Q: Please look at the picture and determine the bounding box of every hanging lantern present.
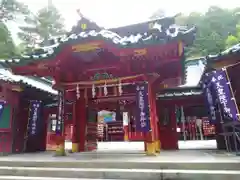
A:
[92,84,96,98]
[76,84,80,99]
[118,80,123,95]
[104,82,108,96]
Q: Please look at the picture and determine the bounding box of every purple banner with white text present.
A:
[28,100,41,136]
[202,76,218,122]
[56,91,64,135]
[211,69,239,121]
[135,83,151,132]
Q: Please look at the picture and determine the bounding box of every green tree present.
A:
[0,22,18,58]
[225,34,239,48]
[183,7,237,57]
[151,6,240,58]
[0,0,29,22]
[0,0,30,58]
[18,4,66,51]
[225,25,240,48]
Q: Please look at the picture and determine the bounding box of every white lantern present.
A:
[76,84,80,99]
[118,80,123,95]
[92,84,96,98]
[104,82,108,96]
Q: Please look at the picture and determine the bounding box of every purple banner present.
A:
[56,91,64,135]
[202,78,217,122]
[0,101,5,122]
[28,100,41,136]
[211,69,239,121]
[135,83,151,132]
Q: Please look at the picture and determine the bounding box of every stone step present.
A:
[0,167,239,180]
[0,160,239,171]
[0,177,124,180]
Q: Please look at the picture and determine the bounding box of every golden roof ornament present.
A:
[77,9,87,31]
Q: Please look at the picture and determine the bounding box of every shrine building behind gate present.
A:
[1,14,196,155]
[0,65,56,154]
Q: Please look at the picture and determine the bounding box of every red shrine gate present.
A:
[3,13,196,155]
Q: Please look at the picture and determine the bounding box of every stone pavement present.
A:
[0,177,125,180]
[0,149,238,163]
[0,150,239,179]
[0,141,239,179]
[65,140,217,151]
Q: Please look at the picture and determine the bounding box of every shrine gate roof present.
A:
[0,15,196,67]
[157,86,202,98]
[0,66,57,94]
[161,42,240,100]
[157,57,206,98]
[206,43,240,62]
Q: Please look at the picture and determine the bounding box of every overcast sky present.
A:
[9,0,240,44]
[17,0,240,29]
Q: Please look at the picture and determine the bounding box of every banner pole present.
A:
[224,67,240,119]
[23,100,32,152]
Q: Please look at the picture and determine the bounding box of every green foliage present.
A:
[225,24,240,48]
[0,23,18,58]
[151,6,240,58]
[0,0,30,59]
[18,4,66,51]
[0,22,9,42]
[0,0,29,21]
[225,35,239,48]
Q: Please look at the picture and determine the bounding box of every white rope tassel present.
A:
[104,82,108,96]
[92,84,96,98]
[76,84,80,99]
[118,80,123,95]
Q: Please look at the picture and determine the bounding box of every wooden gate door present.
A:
[85,107,98,151]
[157,104,178,150]
[25,104,46,153]
[12,104,29,153]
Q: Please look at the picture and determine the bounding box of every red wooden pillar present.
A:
[144,81,159,155]
[76,98,87,152]
[123,126,129,141]
[71,101,78,152]
[42,107,49,151]
[150,85,160,153]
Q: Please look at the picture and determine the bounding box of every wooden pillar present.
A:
[144,81,160,155]
[215,111,226,150]
[71,101,78,152]
[151,87,160,153]
[169,106,178,149]
[76,98,87,152]
[116,103,122,121]
[123,111,129,141]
